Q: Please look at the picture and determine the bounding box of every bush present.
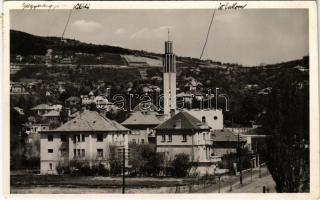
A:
[171,153,191,177]
[92,163,109,176]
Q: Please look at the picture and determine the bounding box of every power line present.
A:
[61,10,73,40]
[199,9,216,60]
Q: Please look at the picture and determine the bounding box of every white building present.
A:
[39,110,129,174]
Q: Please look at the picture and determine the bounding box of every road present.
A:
[195,166,276,193]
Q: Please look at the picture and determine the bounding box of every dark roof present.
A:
[212,129,246,142]
[66,96,80,102]
[122,111,162,126]
[155,111,210,130]
[43,110,128,133]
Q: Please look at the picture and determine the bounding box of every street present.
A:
[195,166,276,193]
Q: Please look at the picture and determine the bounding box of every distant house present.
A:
[80,95,95,105]
[211,129,246,157]
[155,111,221,176]
[177,92,193,107]
[122,111,163,144]
[65,96,81,106]
[13,107,25,115]
[10,82,28,95]
[185,79,203,91]
[151,76,163,82]
[42,110,61,122]
[294,65,309,72]
[39,110,129,174]
[31,104,56,116]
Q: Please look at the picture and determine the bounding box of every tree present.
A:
[261,70,309,192]
[171,153,191,177]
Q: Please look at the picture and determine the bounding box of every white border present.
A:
[2,1,319,200]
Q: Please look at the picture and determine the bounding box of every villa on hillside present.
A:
[39,110,129,174]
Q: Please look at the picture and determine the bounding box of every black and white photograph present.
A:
[3,1,318,196]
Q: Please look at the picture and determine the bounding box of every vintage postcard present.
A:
[2,1,319,199]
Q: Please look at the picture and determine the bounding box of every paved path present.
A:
[195,166,276,193]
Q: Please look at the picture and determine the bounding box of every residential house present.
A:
[211,129,246,157]
[122,111,162,145]
[31,104,56,116]
[42,110,61,122]
[65,96,81,107]
[39,110,129,174]
[155,111,221,176]
[10,82,29,95]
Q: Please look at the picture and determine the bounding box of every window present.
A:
[168,134,172,142]
[48,149,53,153]
[97,134,103,142]
[47,135,53,142]
[81,134,85,142]
[73,149,76,157]
[141,139,144,144]
[132,139,136,144]
[202,116,206,123]
[161,134,166,142]
[214,116,218,120]
[81,149,85,157]
[61,135,67,142]
[77,149,81,157]
[73,135,77,143]
[77,135,80,142]
[182,135,187,142]
[97,149,103,157]
[49,163,52,170]
[203,133,206,140]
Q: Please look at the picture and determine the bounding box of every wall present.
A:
[40,131,129,174]
[186,109,223,130]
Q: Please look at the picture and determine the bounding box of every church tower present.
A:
[163,30,176,118]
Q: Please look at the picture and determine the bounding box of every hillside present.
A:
[10,30,309,125]
[10,30,136,57]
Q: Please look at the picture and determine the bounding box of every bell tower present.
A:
[163,30,176,118]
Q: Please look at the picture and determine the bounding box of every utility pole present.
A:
[238,133,242,185]
[122,147,125,194]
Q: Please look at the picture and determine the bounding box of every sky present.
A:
[10,9,308,66]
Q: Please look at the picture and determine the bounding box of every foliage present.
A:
[261,70,309,192]
[128,143,163,176]
[108,145,122,175]
[171,153,191,177]
[68,160,109,176]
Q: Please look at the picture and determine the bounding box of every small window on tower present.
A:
[202,116,206,123]
[214,116,218,120]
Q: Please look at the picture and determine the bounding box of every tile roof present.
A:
[121,111,162,126]
[155,111,210,130]
[42,110,60,117]
[31,104,54,110]
[211,129,246,142]
[45,110,128,132]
